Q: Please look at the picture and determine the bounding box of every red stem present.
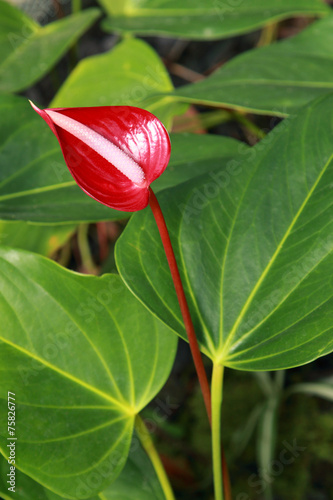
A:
[148,188,232,500]
[148,187,212,423]
[222,448,232,500]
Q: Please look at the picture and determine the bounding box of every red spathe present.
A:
[30,103,171,211]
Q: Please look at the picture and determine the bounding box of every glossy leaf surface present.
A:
[101,433,165,500]
[100,0,329,40]
[0,249,177,498]
[0,1,100,92]
[51,38,183,127]
[0,435,163,500]
[0,94,248,223]
[174,15,333,116]
[116,94,333,370]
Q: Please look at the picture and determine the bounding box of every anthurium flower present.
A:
[30,102,171,211]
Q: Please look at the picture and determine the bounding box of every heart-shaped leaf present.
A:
[0,248,177,498]
[100,0,329,40]
[50,38,184,128]
[116,93,333,370]
[174,15,333,116]
[100,431,165,500]
[0,94,248,223]
[0,433,164,500]
[0,1,100,92]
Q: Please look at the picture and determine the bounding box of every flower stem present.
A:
[148,187,211,423]
[212,363,225,500]
[149,188,232,499]
[135,415,175,500]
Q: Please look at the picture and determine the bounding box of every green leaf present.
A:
[152,132,249,192]
[116,93,333,370]
[173,15,333,116]
[51,38,184,127]
[0,221,75,256]
[0,248,177,498]
[100,0,329,40]
[0,433,164,500]
[0,1,101,93]
[0,94,248,224]
[0,453,89,500]
[101,432,165,500]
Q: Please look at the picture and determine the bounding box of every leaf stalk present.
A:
[212,362,225,500]
[135,414,175,500]
[148,187,212,422]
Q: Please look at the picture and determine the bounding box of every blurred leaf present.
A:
[230,403,264,460]
[0,221,75,256]
[51,38,184,127]
[256,397,280,500]
[116,94,333,369]
[100,0,329,40]
[0,249,177,498]
[0,94,248,224]
[287,382,333,402]
[0,1,100,92]
[174,15,333,116]
[253,372,275,398]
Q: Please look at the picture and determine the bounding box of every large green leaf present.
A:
[0,248,177,498]
[51,38,184,127]
[116,93,333,370]
[0,433,163,500]
[0,453,93,500]
[0,1,100,93]
[173,15,333,116]
[100,0,329,40]
[0,94,248,224]
[0,221,75,256]
[101,432,165,500]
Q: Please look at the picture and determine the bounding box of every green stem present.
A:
[77,224,96,273]
[135,415,175,500]
[212,363,225,500]
[257,22,278,48]
[233,112,266,140]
